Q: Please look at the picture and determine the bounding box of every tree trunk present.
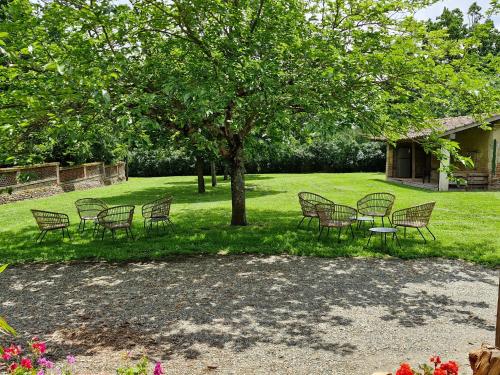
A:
[211,161,217,187]
[230,146,247,226]
[496,275,500,347]
[125,155,129,181]
[195,155,205,193]
[223,163,229,180]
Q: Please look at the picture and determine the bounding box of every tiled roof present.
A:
[404,114,499,140]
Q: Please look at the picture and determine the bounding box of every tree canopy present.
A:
[0,0,498,224]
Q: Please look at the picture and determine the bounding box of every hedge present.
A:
[128,139,386,177]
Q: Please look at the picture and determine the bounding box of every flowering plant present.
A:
[396,356,459,375]
[1,338,165,375]
[0,337,74,374]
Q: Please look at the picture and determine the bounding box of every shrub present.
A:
[129,138,386,177]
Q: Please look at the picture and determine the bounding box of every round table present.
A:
[366,227,401,249]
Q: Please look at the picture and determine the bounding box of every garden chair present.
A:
[96,205,135,240]
[297,192,334,229]
[31,209,71,243]
[75,198,108,234]
[142,196,174,234]
[357,192,395,227]
[392,201,436,243]
[315,203,357,242]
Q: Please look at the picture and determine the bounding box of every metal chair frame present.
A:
[297,192,334,230]
[315,203,357,243]
[96,205,135,240]
[357,192,395,227]
[31,209,71,244]
[392,201,436,243]
[142,196,174,235]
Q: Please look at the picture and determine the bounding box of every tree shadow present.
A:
[371,179,437,193]
[0,256,496,365]
[100,180,283,206]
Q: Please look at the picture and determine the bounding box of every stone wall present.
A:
[0,161,126,204]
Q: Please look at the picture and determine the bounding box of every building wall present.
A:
[488,121,500,188]
[453,125,492,172]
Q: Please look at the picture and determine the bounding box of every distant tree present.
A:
[468,2,483,25]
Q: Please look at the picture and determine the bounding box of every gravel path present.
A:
[0,255,498,375]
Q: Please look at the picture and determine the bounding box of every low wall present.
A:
[0,162,126,204]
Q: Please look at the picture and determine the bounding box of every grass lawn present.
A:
[0,172,499,266]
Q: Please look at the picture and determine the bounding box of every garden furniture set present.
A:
[31,196,173,243]
[297,191,436,247]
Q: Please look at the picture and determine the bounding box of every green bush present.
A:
[129,138,386,177]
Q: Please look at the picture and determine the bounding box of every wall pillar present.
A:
[55,163,60,185]
[386,143,393,178]
[438,147,450,191]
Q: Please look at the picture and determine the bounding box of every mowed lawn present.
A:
[0,173,499,266]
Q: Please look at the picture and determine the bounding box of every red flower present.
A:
[440,361,459,375]
[396,363,414,375]
[434,369,447,375]
[430,356,441,365]
[32,341,46,354]
[4,345,22,356]
[20,357,32,369]
[8,363,18,373]
[2,352,12,361]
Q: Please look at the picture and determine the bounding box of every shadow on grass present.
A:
[99,179,283,206]
[1,205,498,267]
[370,178,438,193]
[0,254,495,363]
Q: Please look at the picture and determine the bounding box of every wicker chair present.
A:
[392,202,436,243]
[142,196,174,234]
[31,209,71,243]
[298,192,334,229]
[315,203,357,242]
[75,198,108,234]
[96,205,135,240]
[357,192,395,226]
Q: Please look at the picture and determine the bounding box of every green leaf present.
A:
[0,316,17,336]
[43,62,58,71]
[0,264,7,273]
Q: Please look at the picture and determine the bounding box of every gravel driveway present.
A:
[0,255,497,375]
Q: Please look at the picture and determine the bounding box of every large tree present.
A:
[1,0,498,225]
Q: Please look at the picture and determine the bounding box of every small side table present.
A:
[366,227,401,249]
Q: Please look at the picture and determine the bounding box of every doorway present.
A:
[395,145,412,178]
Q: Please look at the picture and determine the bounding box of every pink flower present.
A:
[20,357,32,369]
[38,357,54,368]
[67,354,76,365]
[32,341,46,354]
[153,362,164,375]
[37,371,45,375]
[2,352,11,361]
